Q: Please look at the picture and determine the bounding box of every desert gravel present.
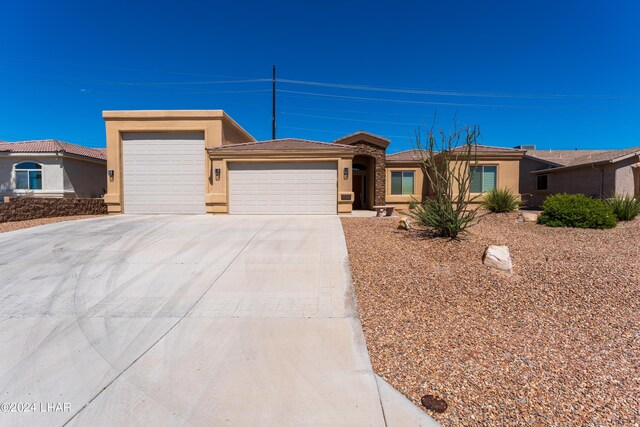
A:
[0,215,103,233]
[341,213,639,426]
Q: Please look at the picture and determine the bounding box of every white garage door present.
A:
[228,162,337,214]
[122,132,205,214]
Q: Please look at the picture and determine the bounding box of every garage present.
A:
[228,162,337,214]
[122,132,205,214]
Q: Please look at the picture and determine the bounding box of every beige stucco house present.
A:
[0,140,106,201]
[103,110,525,214]
[520,147,640,208]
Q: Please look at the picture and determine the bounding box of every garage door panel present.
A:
[228,162,337,215]
[122,132,205,214]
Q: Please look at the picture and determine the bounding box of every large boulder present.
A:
[482,245,513,273]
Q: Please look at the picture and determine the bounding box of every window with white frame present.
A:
[391,171,414,195]
[469,165,497,193]
[15,162,42,190]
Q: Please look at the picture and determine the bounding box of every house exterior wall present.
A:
[387,157,522,210]
[208,152,354,214]
[521,155,640,208]
[0,155,68,199]
[613,156,640,196]
[62,157,107,198]
[103,110,254,213]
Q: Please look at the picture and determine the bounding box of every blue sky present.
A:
[1,0,638,152]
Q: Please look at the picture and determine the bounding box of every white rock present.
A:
[517,212,539,223]
[483,245,513,273]
[398,217,412,230]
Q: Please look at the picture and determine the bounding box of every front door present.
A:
[353,174,367,209]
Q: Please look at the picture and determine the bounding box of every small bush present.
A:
[538,193,617,229]
[409,199,476,238]
[482,188,520,213]
[607,194,640,221]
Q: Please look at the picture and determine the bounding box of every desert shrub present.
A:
[410,199,476,237]
[408,198,418,210]
[410,124,481,239]
[607,194,640,221]
[482,188,520,213]
[538,193,617,229]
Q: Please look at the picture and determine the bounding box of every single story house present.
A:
[0,140,107,201]
[520,146,640,208]
[103,110,525,215]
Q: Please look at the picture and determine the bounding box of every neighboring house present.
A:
[0,140,107,200]
[103,110,525,215]
[520,146,640,208]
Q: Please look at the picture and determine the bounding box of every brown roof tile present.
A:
[526,147,640,168]
[208,138,354,152]
[386,145,523,162]
[0,140,106,161]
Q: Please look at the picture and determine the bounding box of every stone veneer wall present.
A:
[0,197,107,223]
[352,142,386,206]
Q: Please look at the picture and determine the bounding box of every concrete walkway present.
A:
[0,215,436,426]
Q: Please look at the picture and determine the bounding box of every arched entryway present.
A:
[352,156,375,209]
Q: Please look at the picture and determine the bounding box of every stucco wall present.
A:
[63,157,107,198]
[521,162,631,208]
[614,156,640,196]
[0,156,66,198]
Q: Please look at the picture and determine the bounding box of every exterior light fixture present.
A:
[107,170,114,182]
[343,167,349,180]
[215,168,221,181]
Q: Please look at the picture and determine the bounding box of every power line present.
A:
[277,78,633,100]
[282,111,426,126]
[279,125,410,139]
[277,89,571,108]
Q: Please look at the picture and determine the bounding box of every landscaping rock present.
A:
[517,211,539,223]
[398,217,412,230]
[421,395,448,413]
[482,245,513,273]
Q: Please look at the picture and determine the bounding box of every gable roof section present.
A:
[207,138,354,152]
[0,140,106,161]
[528,146,640,173]
[333,131,390,149]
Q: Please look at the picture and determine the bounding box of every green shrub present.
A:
[409,199,476,238]
[408,198,418,210]
[481,188,520,213]
[538,193,617,229]
[607,194,640,221]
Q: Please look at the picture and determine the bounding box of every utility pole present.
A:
[272,65,276,140]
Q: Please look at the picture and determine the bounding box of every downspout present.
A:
[590,163,604,198]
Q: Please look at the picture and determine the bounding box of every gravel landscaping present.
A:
[0,215,103,233]
[341,213,639,426]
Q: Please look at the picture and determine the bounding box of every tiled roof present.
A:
[526,147,640,168]
[386,145,523,162]
[386,149,427,162]
[333,131,391,144]
[0,140,106,161]
[208,138,354,152]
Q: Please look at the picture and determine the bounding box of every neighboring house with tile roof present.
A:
[519,146,640,208]
[0,140,107,200]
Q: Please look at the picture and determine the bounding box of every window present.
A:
[15,162,42,190]
[537,174,548,190]
[391,171,414,195]
[470,165,497,193]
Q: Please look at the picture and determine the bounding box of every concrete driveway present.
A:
[0,215,435,426]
